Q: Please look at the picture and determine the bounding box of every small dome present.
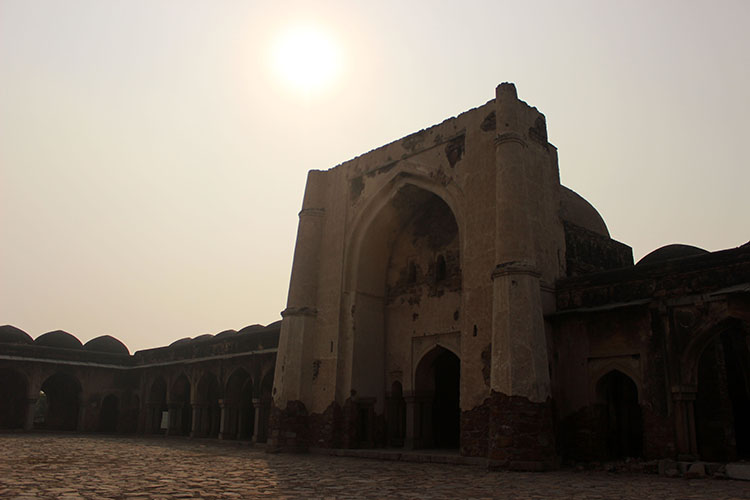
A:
[192,334,214,343]
[215,329,237,339]
[0,325,33,345]
[169,337,192,347]
[265,320,282,330]
[35,330,83,350]
[560,186,610,237]
[637,244,710,266]
[238,324,265,335]
[83,335,130,355]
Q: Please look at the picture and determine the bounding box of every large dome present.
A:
[83,335,130,355]
[560,186,610,237]
[637,244,709,266]
[0,325,33,345]
[35,330,83,350]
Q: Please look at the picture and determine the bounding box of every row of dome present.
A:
[0,321,282,355]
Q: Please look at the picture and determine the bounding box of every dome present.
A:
[169,337,192,347]
[265,320,282,330]
[560,186,610,237]
[83,335,130,355]
[0,325,33,345]
[191,334,214,343]
[35,330,83,350]
[637,244,710,266]
[238,324,265,335]
[215,329,237,339]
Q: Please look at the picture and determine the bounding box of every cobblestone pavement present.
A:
[0,435,748,499]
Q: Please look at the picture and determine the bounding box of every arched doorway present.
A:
[695,327,750,461]
[169,375,191,436]
[414,346,460,449]
[0,369,28,429]
[38,372,81,431]
[99,394,118,432]
[596,370,642,459]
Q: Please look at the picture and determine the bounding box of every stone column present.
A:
[251,398,262,443]
[219,400,232,439]
[672,386,698,459]
[23,398,37,431]
[488,83,555,470]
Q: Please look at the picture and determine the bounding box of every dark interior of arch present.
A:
[597,370,642,459]
[39,373,81,431]
[0,369,27,429]
[431,349,460,449]
[99,394,119,432]
[172,376,192,436]
[695,328,750,461]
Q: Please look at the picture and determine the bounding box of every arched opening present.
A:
[38,372,81,431]
[0,369,28,429]
[148,377,168,434]
[194,372,221,438]
[348,180,461,449]
[387,381,406,447]
[596,370,642,459]
[169,375,192,436]
[224,368,253,440]
[695,327,750,461]
[414,346,460,449]
[99,394,119,433]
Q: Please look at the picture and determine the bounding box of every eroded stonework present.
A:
[1,83,748,469]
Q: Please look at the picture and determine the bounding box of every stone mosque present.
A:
[2,84,748,469]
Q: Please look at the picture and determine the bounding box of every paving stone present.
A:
[0,435,749,499]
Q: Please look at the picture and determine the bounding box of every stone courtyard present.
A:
[0,435,747,499]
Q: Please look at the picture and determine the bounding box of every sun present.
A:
[272,24,342,93]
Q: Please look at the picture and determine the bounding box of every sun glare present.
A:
[272,25,341,93]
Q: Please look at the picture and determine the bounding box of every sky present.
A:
[1,0,748,353]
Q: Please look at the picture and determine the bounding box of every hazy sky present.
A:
[2,0,748,353]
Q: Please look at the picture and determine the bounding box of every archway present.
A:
[596,370,642,459]
[0,369,27,429]
[414,346,460,449]
[695,327,750,461]
[38,372,81,431]
[169,375,191,436]
[99,394,118,432]
[194,372,221,438]
[347,179,462,449]
[223,368,253,440]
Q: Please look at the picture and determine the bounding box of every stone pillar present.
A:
[488,83,555,470]
[251,398,262,443]
[219,400,232,439]
[672,386,698,459]
[23,398,37,431]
